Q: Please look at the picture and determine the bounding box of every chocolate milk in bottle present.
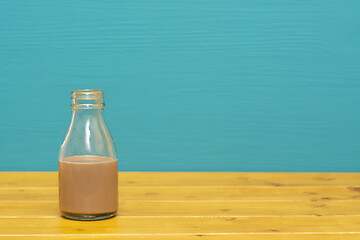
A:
[59,90,118,220]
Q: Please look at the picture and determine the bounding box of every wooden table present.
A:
[0,172,359,239]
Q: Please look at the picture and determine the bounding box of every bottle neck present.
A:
[71,101,104,110]
[71,107,104,121]
[60,89,116,159]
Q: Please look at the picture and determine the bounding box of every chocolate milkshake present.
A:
[59,89,118,220]
[59,155,118,219]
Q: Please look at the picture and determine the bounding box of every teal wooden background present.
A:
[0,0,359,171]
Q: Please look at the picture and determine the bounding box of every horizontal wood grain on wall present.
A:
[0,0,359,171]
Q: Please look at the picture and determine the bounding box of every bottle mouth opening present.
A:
[71,89,104,100]
[71,89,105,109]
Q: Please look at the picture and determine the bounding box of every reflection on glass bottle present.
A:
[59,89,118,221]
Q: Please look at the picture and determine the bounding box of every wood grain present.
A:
[1,235,360,240]
[0,216,360,234]
[0,172,359,239]
[0,201,359,217]
[0,172,359,187]
[1,186,360,201]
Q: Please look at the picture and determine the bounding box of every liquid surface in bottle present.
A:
[59,155,118,214]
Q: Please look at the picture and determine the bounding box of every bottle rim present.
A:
[71,89,104,99]
[71,89,105,109]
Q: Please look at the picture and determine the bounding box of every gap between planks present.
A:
[1,234,360,240]
[2,215,360,219]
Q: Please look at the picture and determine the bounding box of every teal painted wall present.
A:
[0,0,359,171]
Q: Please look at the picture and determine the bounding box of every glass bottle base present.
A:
[61,211,117,221]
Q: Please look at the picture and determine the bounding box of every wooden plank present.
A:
[0,201,359,217]
[1,235,360,240]
[0,216,359,235]
[1,173,359,239]
[0,172,359,188]
[1,186,360,201]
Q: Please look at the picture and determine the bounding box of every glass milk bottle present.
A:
[59,89,118,220]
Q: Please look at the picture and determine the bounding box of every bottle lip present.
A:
[71,89,104,100]
[71,89,105,109]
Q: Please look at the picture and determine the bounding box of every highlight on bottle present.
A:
[71,89,105,109]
